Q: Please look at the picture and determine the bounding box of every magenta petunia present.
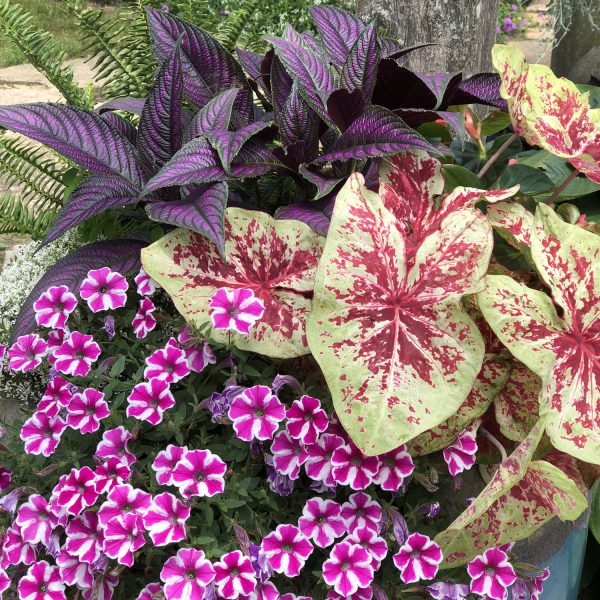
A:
[160,547,216,600]
[95,426,136,466]
[54,466,99,516]
[271,430,308,480]
[53,331,101,377]
[142,492,190,547]
[8,334,47,372]
[33,285,78,329]
[0,524,36,568]
[172,448,227,499]
[467,547,517,600]
[56,549,94,588]
[393,532,443,584]
[80,267,128,312]
[38,376,73,415]
[305,433,345,486]
[66,388,110,434]
[97,483,151,529]
[94,458,132,494]
[20,411,67,457]
[228,385,285,442]
[373,445,415,492]
[81,569,119,600]
[46,329,65,357]
[136,582,163,600]
[15,494,58,546]
[126,378,175,425]
[240,581,280,600]
[214,550,257,599]
[345,527,388,570]
[298,497,346,548]
[144,338,190,383]
[322,541,374,596]
[102,512,146,567]
[209,287,265,334]
[0,466,12,491]
[132,297,157,339]
[331,442,379,490]
[135,268,159,296]
[340,492,382,534]
[178,326,216,373]
[65,510,103,565]
[0,568,8,597]
[326,588,373,600]
[152,444,187,486]
[17,560,66,600]
[261,524,313,577]
[443,429,478,477]
[285,395,329,445]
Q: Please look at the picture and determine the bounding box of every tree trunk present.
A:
[356,0,500,75]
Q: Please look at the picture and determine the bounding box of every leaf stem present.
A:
[477,133,519,178]
[546,168,580,205]
[479,427,508,463]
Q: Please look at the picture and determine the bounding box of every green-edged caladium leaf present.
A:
[486,201,534,252]
[478,204,600,463]
[141,208,324,358]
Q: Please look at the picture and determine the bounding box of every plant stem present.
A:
[477,133,519,178]
[479,427,508,463]
[546,168,580,205]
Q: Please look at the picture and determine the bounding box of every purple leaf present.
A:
[184,89,238,143]
[450,72,507,110]
[97,97,145,115]
[326,88,365,132]
[298,165,344,200]
[340,22,379,103]
[0,103,143,186]
[308,5,365,68]
[311,106,441,164]
[12,239,146,341]
[275,196,334,236]
[235,48,270,97]
[362,158,381,191]
[272,140,308,171]
[100,112,137,145]
[277,82,320,156]
[300,32,322,55]
[146,183,228,257]
[230,140,283,179]
[418,72,462,109]
[385,43,436,63]
[42,175,139,247]
[372,60,437,110]
[270,55,294,121]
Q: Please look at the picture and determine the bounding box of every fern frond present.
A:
[215,0,262,51]
[0,192,56,236]
[0,0,90,107]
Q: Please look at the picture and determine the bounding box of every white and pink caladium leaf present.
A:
[478,203,600,463]
[141,208,324,358]
[486,201,534,254]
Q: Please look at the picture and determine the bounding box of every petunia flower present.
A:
[80,569,119,600]
[8,334,47,372]
[56,550,94,589]
[443,429,478,477]
[298,497,346,548]
[326,589,373,600]
[209,287,265,334]
[152,444,187,486]
[331,443,379,490]
[54,466,99,516]
[203,386,244,424]
[228,385,285,442]
[97,483,151,529]
[80,267,128,312]
[65,510,103,565]
[285,395,329,445]
[135,268,159,296]
[0,568,9,597]
[17,560,66,600]
[0,466,12,491]
[94,458,132,494]
[142,492,190,546]
[467,547,517,600]
[126,378,175,425]
[95,426,136,466]
[102,512,146,567]
[160,547,216,600]
[178,326,216,373]
[38,376,73,415]
[372,445,414,492]
[172,448,227,499]
[265,454,295,496]
[20,411,67,457]
[53,331,101,377]
[66,388,110,434]
[0,524,36,568]
[261,524,313,577]
[136,582,163,600]
[345,527,388,570]
[144,338,190,383]
[322,541,374,596]
[132,297,157,339]
[271,429,308,480]
[0,487,27,515]
[15,494,58,546]
[393,532,443,584]
[33,285,77,329]
[214,550,257,599]
[426,581,470,600]
[305,433,345,486]
[340,492,382,534]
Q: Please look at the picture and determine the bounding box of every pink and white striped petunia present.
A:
[345,527,388,570]
[0,568,9,596]
[53,331,101,377]
[46,329,65,357]
[0,525,36,568]
[242,581,280,600]
[132,297,157,339]
[443,429,478,477]
[38,376,73,415]
[467,547,517,600]
[340,492,382,534]
[81,569,119,600]
[271,430,308,480]
[65,510,103,565]
[172,449,227,499]
[142,492,190,546]
[326,589,373,600]
[66,388,110,434]
[136,582,163,600]
[20,412,67,457]
[178,326,216,373]
[298,497,346,548]
[134,268,159,296]
[144,338,190,383]
[209,287,265,334]
[17,560,66,600]
[305,434,345,486]
[54,466,99,516]
[33,285,77,329]
[213,550,257,599]
[97,484,151,529]
[228,385,285,442]
[160,547,216,600]
[286,395,329,445]
[94,458,132,495]
[373,445,415,492]
[15,494,58,546]
[56,550,94,588]
[393,532,443,584]
[95,426,136,466]
[126,378,175,425]
[102,512,145,567]
[331,443,379,490]
[152,444,187,486]
[80,267,128,312]
[261,524,313,577]
[322,541,374,596]
[8,334,47,372]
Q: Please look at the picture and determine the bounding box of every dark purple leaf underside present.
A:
[100,112,137,145]
[340,22,379,103]
[275,196,334,235]
[372,61,438,111]
[230,140,283,179]
[450,72,507,110]
[278,83,320,156]
[12,239,146,341]
[97,97,145,115]
[184,89,238,143]
[326,88,365,132]
[0,103,143,186]
[418,72,462,110]
[298,165,344,200]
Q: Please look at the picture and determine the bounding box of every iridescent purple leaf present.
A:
[418,72,462,110]
[385,43,436,63]
[278,82,320,156]
[236,48,270,96]
[340,22,379,103]
[275,196,334,235]
[450,72,507,110]
[300,31,323,55]
[97,97,145,115]
[299,165,345,200]
[326,88,365,131]
[184,89,238,143]
[270,54,294,121]
[230,140,283,179]
[100,112,137,145]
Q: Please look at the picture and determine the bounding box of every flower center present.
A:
[230,568,239,576]
[254,408,265,417]
[485,567,496,576]
[195,471,206,482]
[317,516,326,524]
[227,307,239,318]
[99,286,108,294]
[39,585,47,593]
[187,570,196,580]
[340,560,351,571]
[410,550,421,559]
[75,350,85,360]
[304,412,313,422]
[282,543,293,552]
[87,407,96,416]
[124,504,132,512]
[385,457,395,468]
[356,508,364,517]
[350,456,361,466]
[39,512,49,520]
[166,363,175,374]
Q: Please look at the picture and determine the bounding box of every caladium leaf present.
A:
[141,208,324,358]
[274,196,335,236]
[184,89,238,143]
[0,103,143,186]
[97,97,145,115]
[146,183,228,257]
[486,201,534,251]
[100,112,137,145]
[12,239,146,341]
[449,72,507,110]
[230,141,284,179]
[340,22,379,103]
[298,166,345,200]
